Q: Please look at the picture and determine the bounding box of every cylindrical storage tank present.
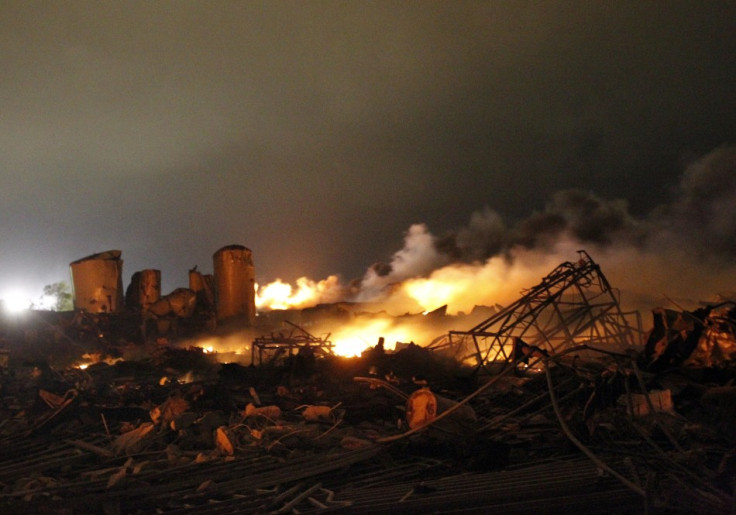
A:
[126,269,161,311]
[213,245,255,323]
[69,250,124,313]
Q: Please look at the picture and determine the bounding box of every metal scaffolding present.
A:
[434,251,643,369]
[251,320,334,366]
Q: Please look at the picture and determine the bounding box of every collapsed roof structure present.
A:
[430,251,644,369]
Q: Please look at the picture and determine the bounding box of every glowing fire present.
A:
[330,318,414,357]
[74,353,124,370]
[252,269,490,358]
[328,314,452,358]
[399,257,517,315]
[254,262,510,316]
[256,275,342,311]
[179,335,253,365]
[183,315,443,361]
[244,251,576,358]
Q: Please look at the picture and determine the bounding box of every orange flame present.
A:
[256,275,342,311]
[248,243,608,358]
[329,318,412,357]
[322,314,452,358]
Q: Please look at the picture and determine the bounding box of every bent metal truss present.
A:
[441,251,643,369]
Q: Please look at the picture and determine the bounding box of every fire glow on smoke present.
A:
[250,252,561,358]
[100,147,736,361]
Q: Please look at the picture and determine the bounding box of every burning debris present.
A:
[434,250,644,369]
[644,301,736,370]
[0,251,735,513]
[251,320,333,366]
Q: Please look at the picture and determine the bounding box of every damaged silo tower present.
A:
[125,269,161,311]
[213,245,256,324]
[69,250,124,313]
[189,267,215,309]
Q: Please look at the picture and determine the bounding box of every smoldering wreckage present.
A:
[0,247,735,514]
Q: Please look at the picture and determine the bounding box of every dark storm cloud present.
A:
[0,1,735,302]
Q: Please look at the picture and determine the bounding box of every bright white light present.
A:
[1,290,32,313]
[37,295,57,310]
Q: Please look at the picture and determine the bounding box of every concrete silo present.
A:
[213,245,256,324]
[69,250,124,313]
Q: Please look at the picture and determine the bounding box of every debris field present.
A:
[0,252,735,514]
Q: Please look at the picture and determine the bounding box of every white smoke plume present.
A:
[356,223,450,302]
[258,145,736,315]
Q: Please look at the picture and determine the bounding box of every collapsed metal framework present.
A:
[437,251,643,369]
[251,320,334,366]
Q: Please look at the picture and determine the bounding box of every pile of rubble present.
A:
[0,253,734,513]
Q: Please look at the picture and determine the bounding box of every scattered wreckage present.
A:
[0,251,735,513]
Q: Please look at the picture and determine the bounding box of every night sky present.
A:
[2,1,736,311]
